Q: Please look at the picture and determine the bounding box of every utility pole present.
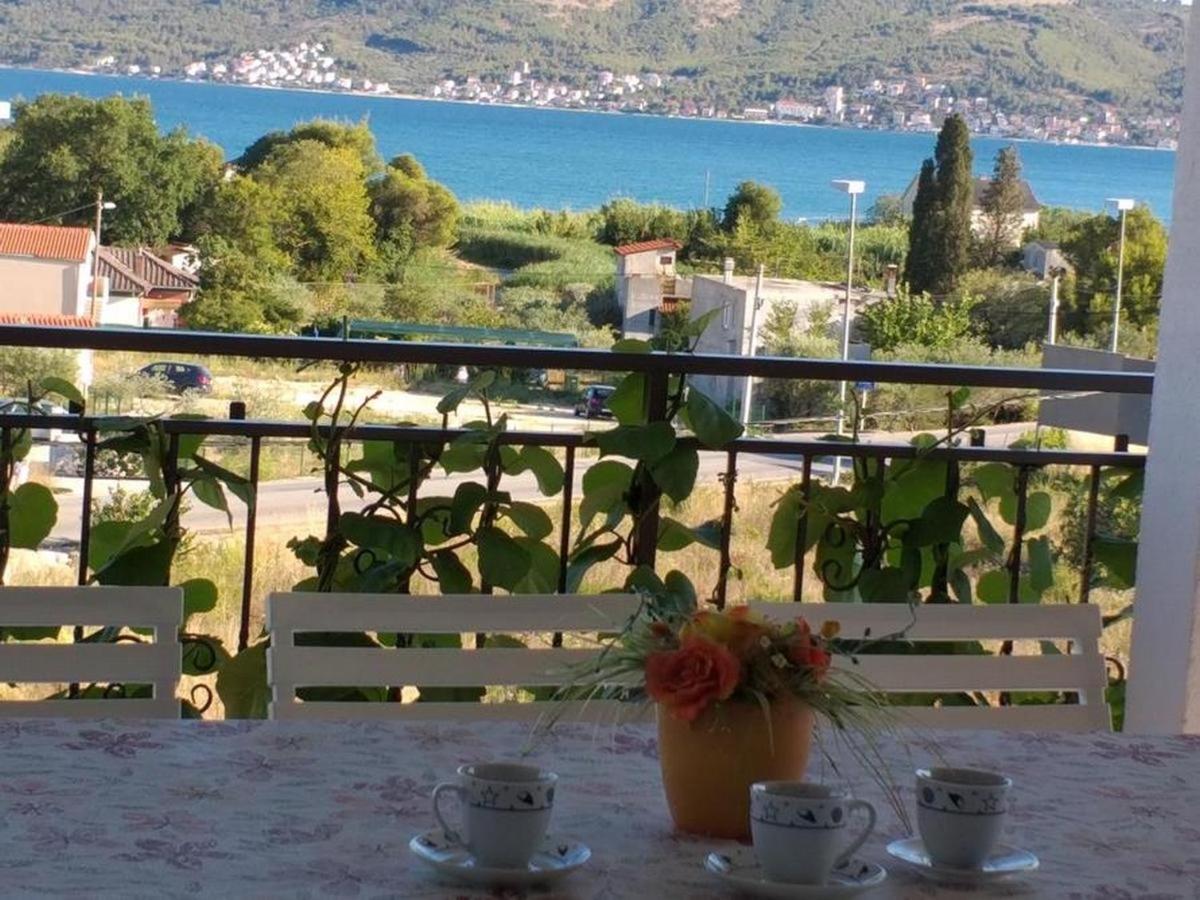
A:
[1047,269,1061,345]
[830,179,865,485]
[740,263,766,426]
[703,169,711,209]
[90,189,105,322]
[1107,197,1134,353]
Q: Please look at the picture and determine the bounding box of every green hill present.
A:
[0,1,1186,119]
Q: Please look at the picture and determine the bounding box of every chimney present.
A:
[722,257,735,285]
[884,264,899,298]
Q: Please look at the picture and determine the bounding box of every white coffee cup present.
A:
[750,782,877,885]
[916,767,1012,869]
[432,762,557,869]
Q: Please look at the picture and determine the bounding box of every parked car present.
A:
[574,385,616,419]
[0,399,69,441]
[137,362,213,395]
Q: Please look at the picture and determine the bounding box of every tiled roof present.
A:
[98,247,199,295]
[0,312,94,327]
[0,224,93,263]
[613,238,683,256]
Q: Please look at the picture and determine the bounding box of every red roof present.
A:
[0,312,94,327]
[0,223,93,264]
[613,238,682,256]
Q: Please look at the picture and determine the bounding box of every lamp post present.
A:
[1106,197,1135,354]
[830,179,865,485]
[89,189,117,320]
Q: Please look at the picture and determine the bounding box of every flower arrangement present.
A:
[644,608,838,722]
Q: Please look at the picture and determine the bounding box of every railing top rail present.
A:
[0,413,1147,468]
[0,326,1155,394]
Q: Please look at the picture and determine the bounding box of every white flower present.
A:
[771,653,789,668]
[759,636,772,650]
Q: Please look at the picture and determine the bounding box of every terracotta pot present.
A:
[656,697,814,840]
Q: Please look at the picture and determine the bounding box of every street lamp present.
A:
[89,189,117,319]
[1106,197,1135,354]
[830,179,865,484]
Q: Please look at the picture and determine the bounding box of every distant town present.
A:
[77,42,1179,150]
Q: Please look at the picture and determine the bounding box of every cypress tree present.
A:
[977,145,1025,266]
[932,114,974,291]
[904,158,938,293]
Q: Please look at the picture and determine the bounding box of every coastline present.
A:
[0,63,1174,154]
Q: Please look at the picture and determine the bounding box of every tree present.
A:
[0,94,222,245]
[723,181,783,233]
[931,114,974,291]
[868,194,906,227]
[904,159,938,293]
[904,116,974,294]
[976,145,1025,266]
[237,119,382,175]
[254,140,378,284]
[1061,205,1167,332]
[369,154,460,274]
[859,290,976,353]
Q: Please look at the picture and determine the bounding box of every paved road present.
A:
[49,423,1031,542]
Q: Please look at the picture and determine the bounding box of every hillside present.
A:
[0,1,1186,122]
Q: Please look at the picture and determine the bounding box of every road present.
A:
[49,423,1032,543]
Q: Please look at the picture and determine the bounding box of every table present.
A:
[0,719,1197,898]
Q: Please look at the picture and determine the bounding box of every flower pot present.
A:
[656,697,814,840]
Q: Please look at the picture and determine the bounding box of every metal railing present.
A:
[0,326,1153,657]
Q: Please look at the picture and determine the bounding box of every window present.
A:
[722,305,732,330]
[659,255,673,266]
[648,309,658,329]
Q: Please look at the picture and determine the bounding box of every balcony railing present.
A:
[0,325,1153,714]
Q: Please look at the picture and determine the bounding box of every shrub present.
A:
[0,347,77,397]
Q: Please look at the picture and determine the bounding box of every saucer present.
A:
[704,846,887,898]
[409,828,590,888]
[886,837,1038,884]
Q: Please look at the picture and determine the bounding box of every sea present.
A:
[0,66,1179,224]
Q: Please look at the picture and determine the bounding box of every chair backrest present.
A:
[0,586,182,719]
[266,592,643,721]
[749,602,1110,732]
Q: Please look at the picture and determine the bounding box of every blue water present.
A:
[0,67,1179,223]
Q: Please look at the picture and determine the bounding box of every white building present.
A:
[824,86,845,119]
[613,239,689,339]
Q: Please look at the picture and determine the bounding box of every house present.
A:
[613,239,692,338]
[95,247,199,328]
[899,174,1041,240]
[1022,241,1071,280]
[0,223,97,320]
[687,261,867,415]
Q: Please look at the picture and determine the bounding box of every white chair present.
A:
[749,602,1111,732]
[0,586,182,718]
[266,592,643,721]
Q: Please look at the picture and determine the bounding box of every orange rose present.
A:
[645,635,741,722]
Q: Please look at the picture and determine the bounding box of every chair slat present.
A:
[271,699,649,723]
[0,587,183,629]
[844,654,1104,693]
[0,698,179,718]
[0,643,179,685]
[268,592,642,634]
[895,702,1110,732]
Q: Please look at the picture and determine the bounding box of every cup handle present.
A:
[835,799,877,867]
[432,782,466,846]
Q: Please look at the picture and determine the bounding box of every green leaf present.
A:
[967,497,1006,556]
[1025,492,1052,531]
[767,488,800,570]
[339,513,420,568]
[1027,536,1054,593]
[11,428,32,463]
[683,306,723,339]
[302,401,323,421]
[477,526,532,591]
[950,568,973,604]
[566,540,621,592]
[511,538,559,593]
[649,445,699,503]
[182,635,229,677]
[882,458,947,523]
[8,482,57,549]
[504,502,554,541]
[216,641,270,719]
[288,535,323,567]
[192,456,253,508]
[612,338,652,353]
[977,570,1011,604]
[1110,471,1144,501]
[95,540,174,586]
[579,460,634,530]
[38,376,83,408]
[971,463,1014,502]
[906,496,969,548]
[191,476,231,526]
[439,440,486,474]
[1094,537,1138,589]
[503,446,564,496]
[685,389,743,448]
[592,421,676,463]
[431,550,473,593]
[89,520,150,572]
[657,517,697,552]
[181,578,219,619]
[436,385,471,415]
[605,373,647,426]
[857,567,912,603]
[450,482,488,535]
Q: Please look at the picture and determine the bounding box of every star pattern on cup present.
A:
[479,785,500,808]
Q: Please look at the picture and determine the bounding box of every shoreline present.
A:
[0,63,1174,154]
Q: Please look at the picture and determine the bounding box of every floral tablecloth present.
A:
[0,719,1196,899]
